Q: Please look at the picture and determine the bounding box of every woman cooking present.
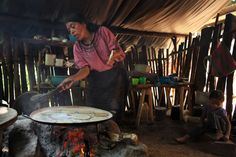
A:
[59,13,128,120]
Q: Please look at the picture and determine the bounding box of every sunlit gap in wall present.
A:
[1,62,5,98]
[13,63,23,100]
[203,42,212,93]
[25,65,30,92]
[230,38,236,115]
[192,32,201,38]
[34,60,38,86]
[51,67,56,107]
[18,64,22,95]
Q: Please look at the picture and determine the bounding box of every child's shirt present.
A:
[202,104,228,132]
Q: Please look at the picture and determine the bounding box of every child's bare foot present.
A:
[215,131,224,140]
[175,137,186,144]
[175,135,190,144]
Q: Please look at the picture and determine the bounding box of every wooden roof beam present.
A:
[110,26,188,38]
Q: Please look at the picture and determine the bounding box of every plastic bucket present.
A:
[171,105,180,120]
[155,106,167,121]
[139,77,147,85]
[131,78,139,85]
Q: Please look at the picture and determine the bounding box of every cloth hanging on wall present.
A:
[204,43,236,77]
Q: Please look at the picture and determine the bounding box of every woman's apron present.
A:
[86,64,128,115]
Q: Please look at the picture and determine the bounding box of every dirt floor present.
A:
[119,114,235,157]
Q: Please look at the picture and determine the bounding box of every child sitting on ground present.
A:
[176,90,231,143]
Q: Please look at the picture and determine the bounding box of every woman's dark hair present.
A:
[209,90,224,102]
[64,13,99,32]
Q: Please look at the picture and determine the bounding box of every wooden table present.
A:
[130,84,154,128]
[0,107,18,155]
[158,82,194,120]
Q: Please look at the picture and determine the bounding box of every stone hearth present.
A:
[4,116,149,157]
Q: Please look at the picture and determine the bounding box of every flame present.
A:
[61,128,96,157]
[81,147,84,154]
[81,146,95,157]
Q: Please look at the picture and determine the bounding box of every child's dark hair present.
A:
[64,13,99,32]
[209,90,224,102]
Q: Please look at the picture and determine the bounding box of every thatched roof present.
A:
[0,0,229,48]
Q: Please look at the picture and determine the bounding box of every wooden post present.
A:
[0,64,3,100]
[217,14,234,93]
[158,49,163,76]
[194,27,213,91]
[181,36,188,77]
[162,49,166,76]
[19,41,28,93]
[183,33,193,78]
[176,43,184,77]
[2,33,11,103]
[166,49,169,76]
[13,39,21,98]
[146,48,152,73]
[23,42,36,91]
[224,14,236,117]
[152,47,158,74]
[0,45,4,99]
[190,37,201,84]
[140,45,148,64]
[206,14,221,92]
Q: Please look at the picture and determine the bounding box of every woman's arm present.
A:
[58,66,90,91]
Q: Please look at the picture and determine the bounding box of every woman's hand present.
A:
[107,49,125,66]
[58,66,90,92]
[58,77,75,92]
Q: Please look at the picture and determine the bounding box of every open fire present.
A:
[57,128,96,157]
